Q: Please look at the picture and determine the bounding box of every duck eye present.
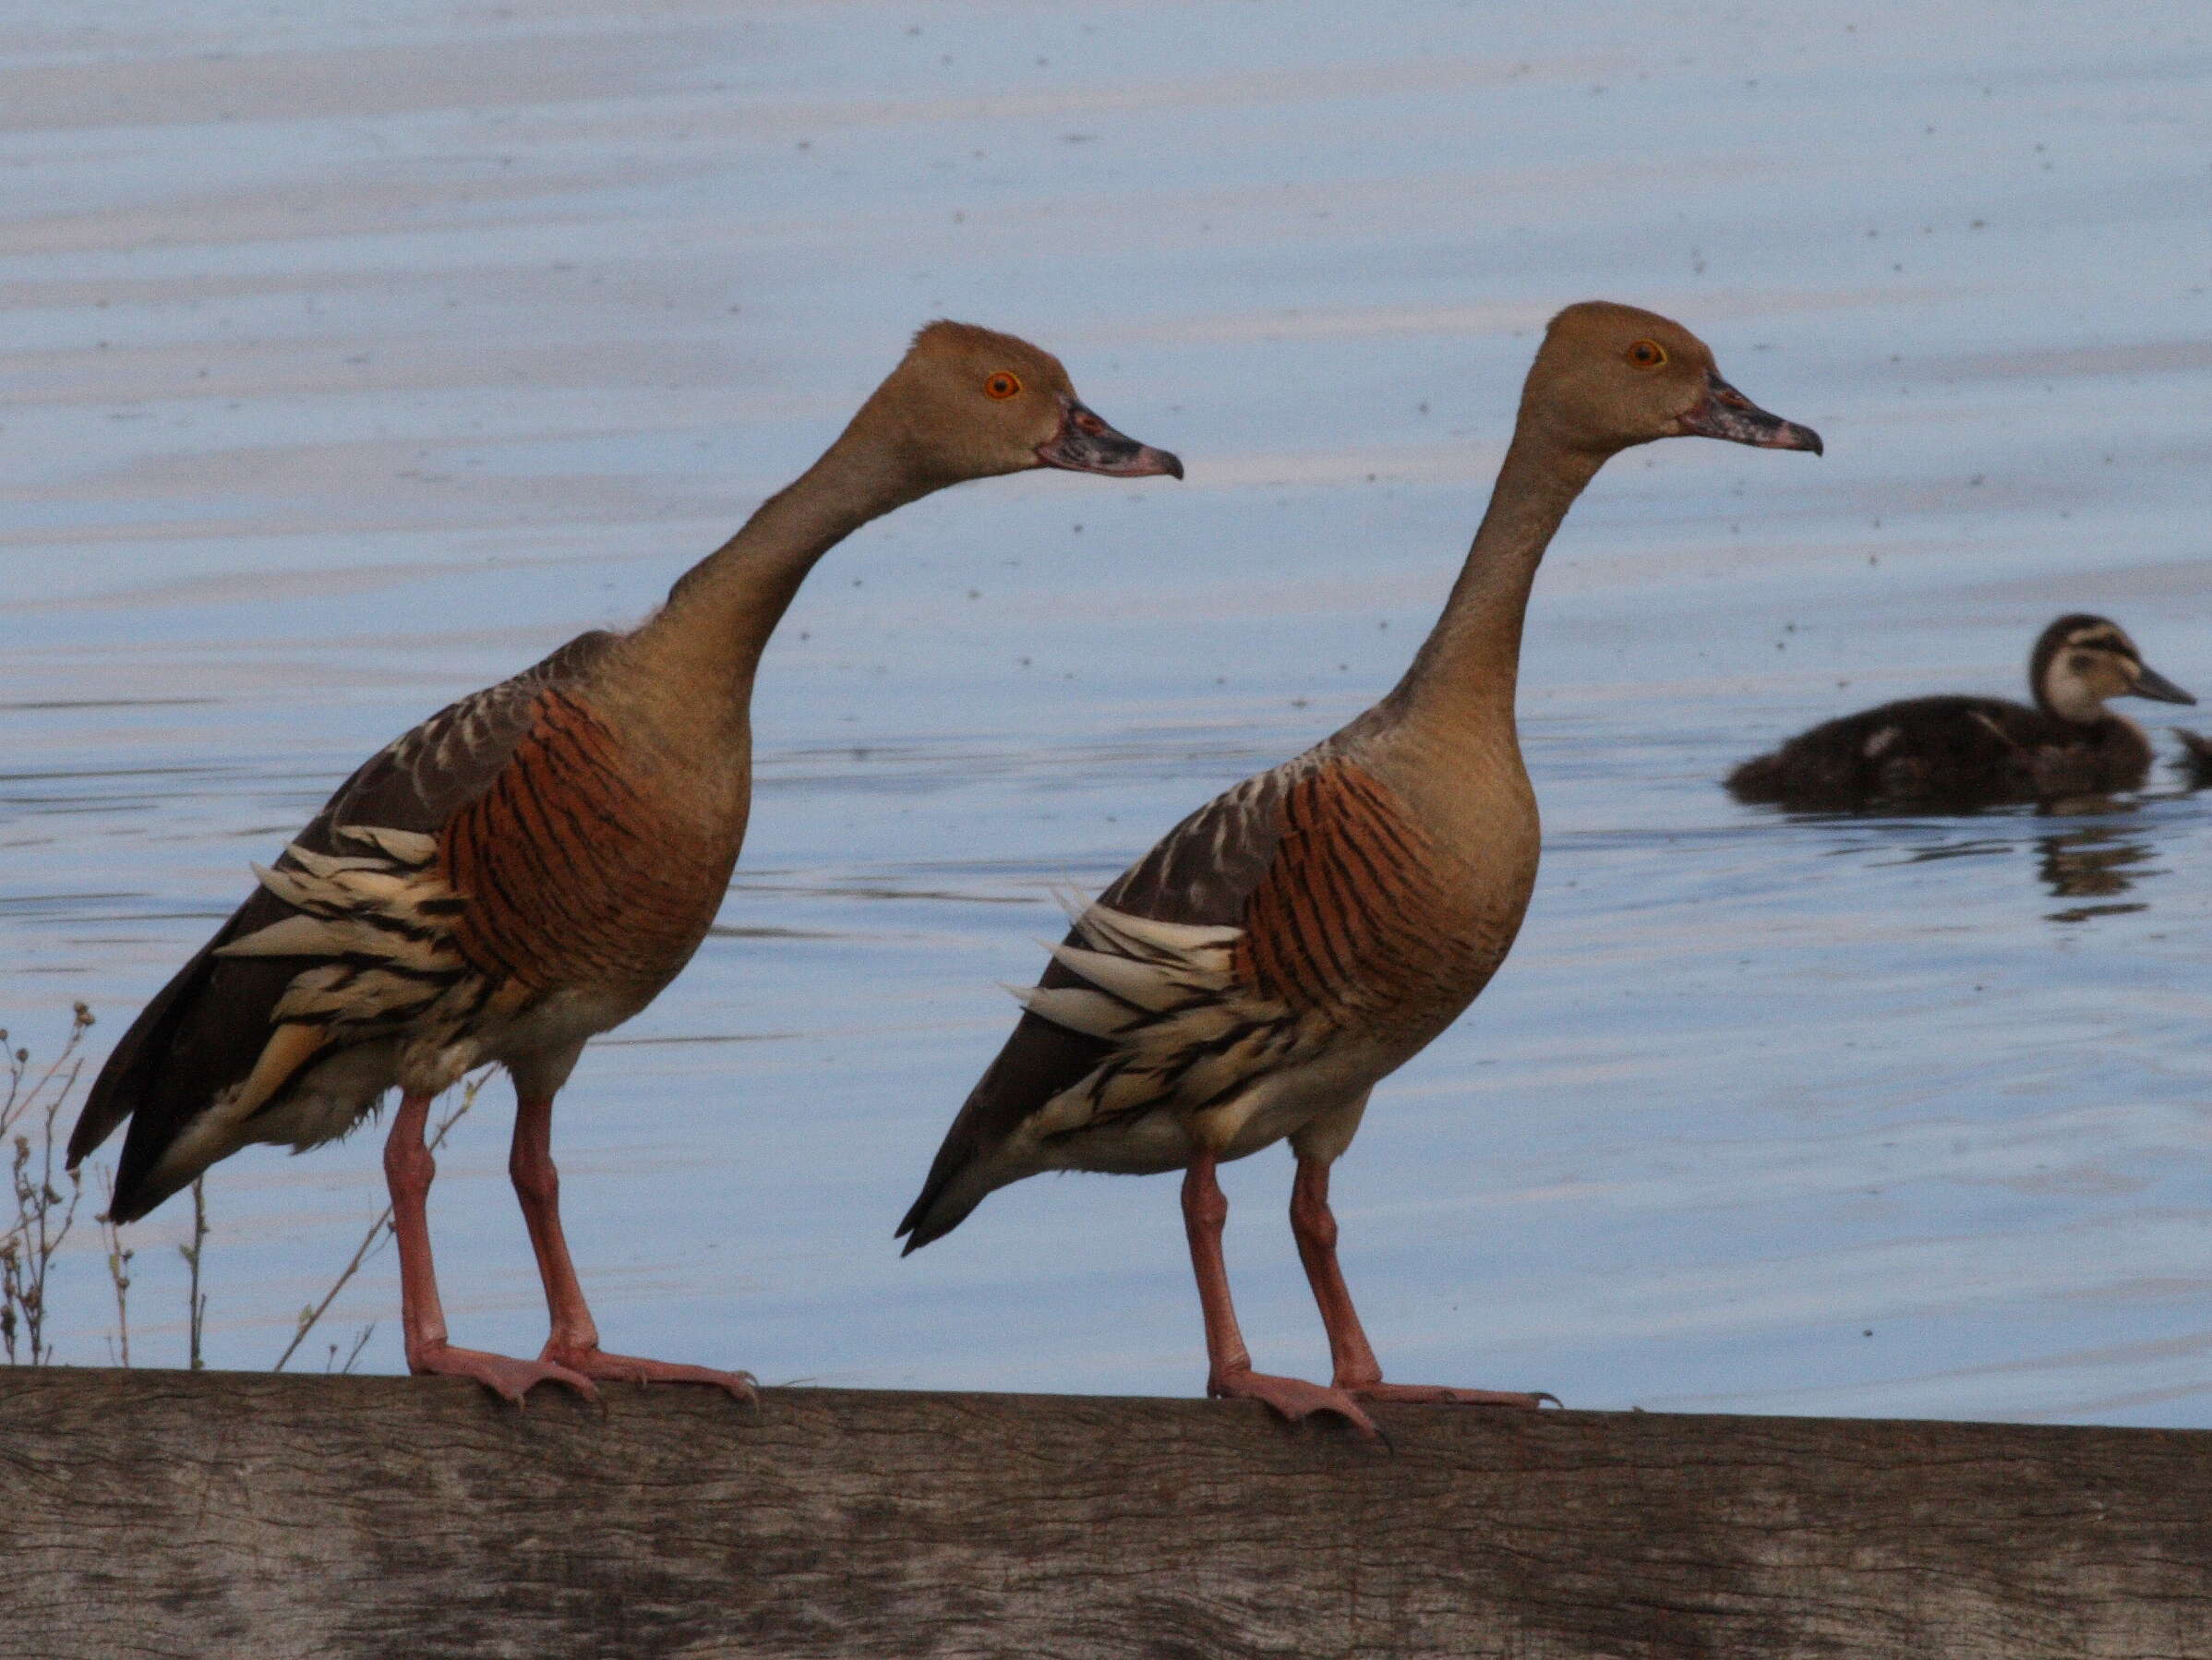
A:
[984,371,1021,400]
[1627,339,1667,369]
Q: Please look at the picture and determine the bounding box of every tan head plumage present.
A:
[853,319,1181,485]
[2032,613,2194,721]
[1521,301,1821,457]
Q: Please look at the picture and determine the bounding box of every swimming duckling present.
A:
[1727,614,2194,811]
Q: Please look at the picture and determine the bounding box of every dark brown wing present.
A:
[70,632,619,1221]
[299,630,620,854]
[896,764,1300,1251]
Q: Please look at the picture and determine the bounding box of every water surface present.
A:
[5,0,2211,1423]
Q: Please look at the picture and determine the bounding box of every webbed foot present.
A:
[1346,1380,1557,1409]
[1211,1365,1382,1438]
[543,1344,757,1401]
[410,1342,598,1405]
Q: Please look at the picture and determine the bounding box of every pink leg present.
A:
[383,1089,595,1404]
[1290,1155,1553,1409]
[1183,1151,1378,1437]
[511,1093,755,1400]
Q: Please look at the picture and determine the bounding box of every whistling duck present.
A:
[68,322,1181,1403]
[897,303,1820,1435]
[1727,614,2194,812]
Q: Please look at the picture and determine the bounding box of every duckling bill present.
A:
[1727,613,2194,811]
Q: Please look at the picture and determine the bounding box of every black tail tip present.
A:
[897,1212,956,1256]
[897,1176,981,1254]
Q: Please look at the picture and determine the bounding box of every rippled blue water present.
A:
[5,0,2210,1423]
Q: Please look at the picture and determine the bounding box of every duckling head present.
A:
[2032,613,2195,722]
[860,319,1182,488]
[1525,302,1823,458]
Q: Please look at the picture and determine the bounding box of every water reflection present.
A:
[1827,812,2171,924]
[1888,836,2012,866]
[2038,827,2155,923]
[9,0,2212,1429]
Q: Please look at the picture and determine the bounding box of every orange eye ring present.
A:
[1627,339,1668,369]
[984,371,1021,400]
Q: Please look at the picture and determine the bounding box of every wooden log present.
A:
[4,1368,2210,1659]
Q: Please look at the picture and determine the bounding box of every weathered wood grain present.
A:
[3,1368,2209,1659]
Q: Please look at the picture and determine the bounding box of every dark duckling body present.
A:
[1727,614,2194,811]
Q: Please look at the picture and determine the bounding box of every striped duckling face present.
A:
[1531,301,1823,457]
[2032,614,2195,723]
[871,319,1183,486]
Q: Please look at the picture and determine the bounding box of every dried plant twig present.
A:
[328,1322,376,1375]
[98,1165,133,1368]
[273,1075,486,1373]
[177,1177,210,1370]
[2,1004,93,1365]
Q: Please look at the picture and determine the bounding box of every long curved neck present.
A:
[622,418,938,703]
[1387,425,1607,734]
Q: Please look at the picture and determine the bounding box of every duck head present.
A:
[1524,301,1823,458]
[862,319,1182,488]
[2032,613,2194,723]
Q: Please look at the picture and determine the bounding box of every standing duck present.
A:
[1726,614,2194,811]
[67,321,1181,1402]
[897,303,1820,1435]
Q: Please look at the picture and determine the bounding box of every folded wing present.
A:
[900,752,1464,1249]
[69,632,618,1221]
